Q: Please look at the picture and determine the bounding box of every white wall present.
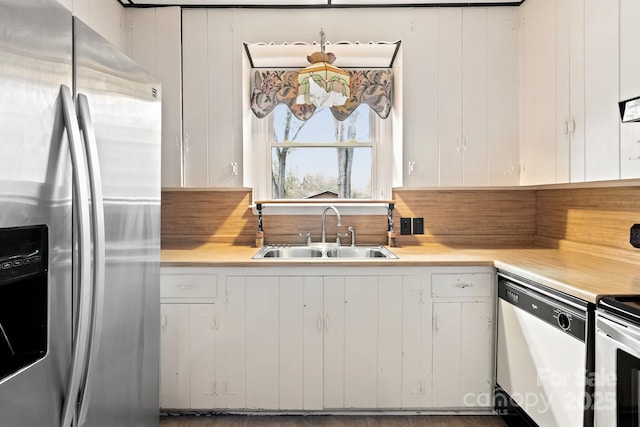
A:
[56,0,128,52]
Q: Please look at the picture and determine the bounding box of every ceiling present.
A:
[118,0,522,7]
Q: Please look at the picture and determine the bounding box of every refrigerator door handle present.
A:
[59,85,94,427]
[75,93,106,426]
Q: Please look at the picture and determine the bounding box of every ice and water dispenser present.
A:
[0,225,48,381]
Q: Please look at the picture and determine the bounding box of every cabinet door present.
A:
[432,300,494,408]
[438,8,464,187]
[181,9,241,188]
[323,276,346,408]
[377,276,404,408]
[245,277,279,409]
[189,304,217,409]
[519,0,536,185]
[461,8,488,186]
[555,0,586,184]
[129,7,183,187]
[156,7,183,187]
[487,8,519,186]
[216,277,246,409]
[533,0,559,185]
[402,10,439,187]
[206,10,241,187]
[343,276,379,408]
[280,276,324,410]
[278,276,305,410]
[181,10,209,187]
[620,0,640,179]
[324,275,403,409]
[584,0,620,181]
[401,275,432,408]
[160,304,190,409]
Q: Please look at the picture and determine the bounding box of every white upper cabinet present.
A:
[556,0,585,183]
[182,9,242,187]
[519,0,560,185]
[402,10,439,187]
[583,0,619,181]
[129,7,183,187]
[486,8,520,186]
[520,0,620,185]
[404,7,518,188]
[619,0,640,179]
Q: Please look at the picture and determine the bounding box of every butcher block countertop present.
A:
[161,242,640,304]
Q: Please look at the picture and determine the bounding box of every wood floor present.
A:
[159,414,509,427]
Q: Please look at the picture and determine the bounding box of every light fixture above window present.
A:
[296,29,350,108]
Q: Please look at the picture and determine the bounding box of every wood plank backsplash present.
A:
[161,188,537,247]
[536,186,640,251]
[392,189,536,246]
[161,186,640,250]
[161,189,255,246]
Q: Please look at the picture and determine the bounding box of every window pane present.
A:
[273,104,371,143]
[271,147,372,199]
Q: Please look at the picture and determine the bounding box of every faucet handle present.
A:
[347,226,356,246]
[299,232,312,246]
[336,233,349,245]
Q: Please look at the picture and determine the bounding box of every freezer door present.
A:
[0,1,73,426]
[73,18,161,427]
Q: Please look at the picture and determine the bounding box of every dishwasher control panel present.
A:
[498,274,587,342]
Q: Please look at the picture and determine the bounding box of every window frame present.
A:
[269,103,377,200]
[251,102,393,207]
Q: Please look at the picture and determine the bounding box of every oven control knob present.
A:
[557,312,571,330]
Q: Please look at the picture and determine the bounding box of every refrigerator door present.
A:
[73,18,161,427]
[0,0,73,426]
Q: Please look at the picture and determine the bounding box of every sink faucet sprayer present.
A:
[321,206,342,243]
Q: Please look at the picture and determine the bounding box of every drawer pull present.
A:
[456,282,472,289]
[178,284,194,290]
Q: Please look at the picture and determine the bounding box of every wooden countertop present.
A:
[161,243,640,304]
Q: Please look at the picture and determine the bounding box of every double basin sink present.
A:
[253,244,398,259]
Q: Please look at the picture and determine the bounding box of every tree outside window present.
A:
[270,103,373,200]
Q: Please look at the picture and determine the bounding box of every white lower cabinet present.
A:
[323,275,404,409]
[431,271,494,409]
[160,303,191,409]
[160,266,495,412]
[432,300,494,408]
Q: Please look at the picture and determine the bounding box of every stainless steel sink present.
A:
[325,246,398,259]
[252,245,397,259]
[252,246,324,258]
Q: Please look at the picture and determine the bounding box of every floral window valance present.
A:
[250,69,392,122]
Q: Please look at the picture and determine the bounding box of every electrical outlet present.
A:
[400,218,412,235]
[413,217,424,235]
[630,224,640,248]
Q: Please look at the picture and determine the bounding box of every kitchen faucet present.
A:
[321,206,342,243]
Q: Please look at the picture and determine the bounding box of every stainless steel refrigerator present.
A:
[0,1,161,426]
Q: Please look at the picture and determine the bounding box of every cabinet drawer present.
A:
[431,273,492,297]
[161,274,217,298]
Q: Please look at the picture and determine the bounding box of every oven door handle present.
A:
[598,316,640,359]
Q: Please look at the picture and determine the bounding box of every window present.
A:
[271,103,374,199]
[251,102,392,203]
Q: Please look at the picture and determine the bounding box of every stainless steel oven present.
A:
[595,297,640,426]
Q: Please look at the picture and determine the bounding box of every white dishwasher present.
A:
[495,271,593,427]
